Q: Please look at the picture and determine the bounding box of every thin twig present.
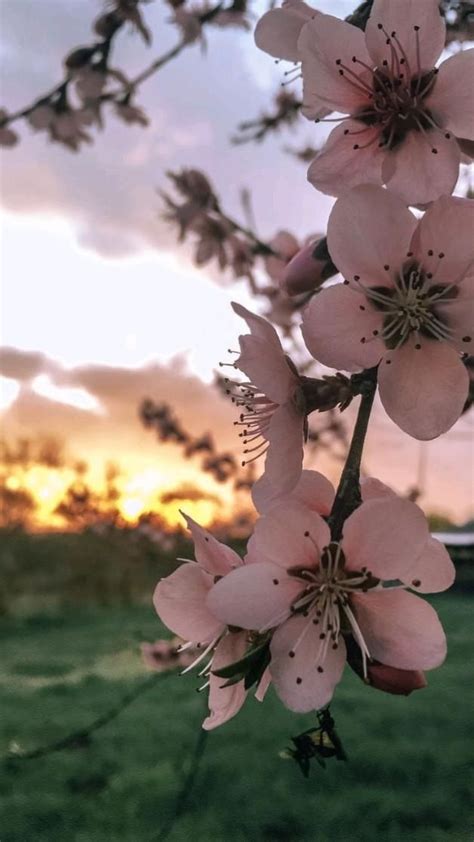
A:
[2,671,169,766]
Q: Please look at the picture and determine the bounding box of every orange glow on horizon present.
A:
[0,462,235,532]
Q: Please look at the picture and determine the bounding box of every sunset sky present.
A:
[1,0,473,529]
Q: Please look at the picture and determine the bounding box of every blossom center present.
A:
[326,25,450,154]
[286,541,376,676]
[364,261,457,349]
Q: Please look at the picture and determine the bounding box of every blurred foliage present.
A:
[0,529,472,619]
[0,596,473,841]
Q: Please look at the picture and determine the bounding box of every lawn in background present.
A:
[0,594,473,842]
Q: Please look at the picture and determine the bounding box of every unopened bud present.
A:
[368,663,427,696]
[283,237,338,296]
[64,47,96,70]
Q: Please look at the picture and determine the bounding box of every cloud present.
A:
[0,0,333,259]
[0,348,238,480]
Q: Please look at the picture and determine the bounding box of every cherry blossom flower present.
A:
[141,638,198,672]
[296,0,474,204]
[153,513,268,729]
[302,185,473,439]
[208,494,452,713]
[225,302,306,512]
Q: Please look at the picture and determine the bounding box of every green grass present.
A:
[0,595,473,842]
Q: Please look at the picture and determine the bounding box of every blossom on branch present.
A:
[302,185,474,439]
[153,513,269,729]
[256,0,474,204]
[208,483,454,714]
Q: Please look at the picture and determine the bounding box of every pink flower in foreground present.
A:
[153,513,268,729]
[208,494,453,713]
[259,0,474,204]
[225,302,306,512]
[302,185,473,440]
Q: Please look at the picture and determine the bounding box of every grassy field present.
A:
[0,595,473,842]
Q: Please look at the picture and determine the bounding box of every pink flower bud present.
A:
[368,663,427,696]
[283,239,335,296]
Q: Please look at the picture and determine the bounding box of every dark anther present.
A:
[359,305,366,311]
[353,144,359,149]
[319,633,326,640]
[360,337,366,343]
[415,343,422,349]
[384,264,390,270]
[428,250,434,256]
[304,530,310,537]
[386,359,392,365]
[335,58,341,65]
[431,148,438,154]
[462,336,472,343]
[296,677,303,684]
[414,25,420,31]
[373,330,379,336]
[344,129,349,135]
[317,666,324,673]
[412,579,421,587]
[273,579,279,585]
[354,274,360,280]
[289,650,295,658]
[377,23,383,29]
[438,252,445,258]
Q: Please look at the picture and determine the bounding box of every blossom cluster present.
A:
[153,0,472,748]
[0,0,251,151]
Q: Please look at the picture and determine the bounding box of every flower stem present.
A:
[328,367,377,541]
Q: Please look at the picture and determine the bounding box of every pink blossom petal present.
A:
[207,562,301,631]
[410,196,474,286]
[251,403,304,513]
[437,277,474,355]
[254,2,317,62]
[236,334,297,404]
[341,497,429,581]
[301,284,384,372]
[255,667,272,702]
[426,49,474,140]
[182,513,242,576]
[379,340,469,440]
[232,301,283,351]
[154,564,224,643]
[203,632,248,730]
[326,184,417,288]
[365,0,445,71]
[270,615,347,712]
[246,500,331,569]
[352,589,447,670]
[360,477,396,501]
[298,15,373,113]
[383,130,460,206]
[282,469,335,515]
[405,536,456,594]
[307,121,384,198]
